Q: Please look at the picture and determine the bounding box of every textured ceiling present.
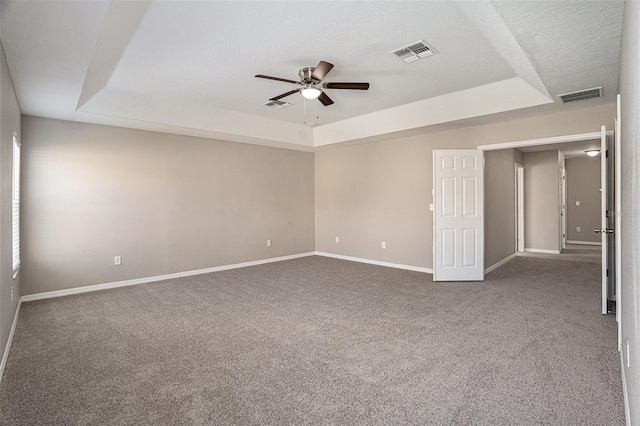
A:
[0,0,624,149]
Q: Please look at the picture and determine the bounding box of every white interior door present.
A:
[600,125,608,315]
[433,150,484,281]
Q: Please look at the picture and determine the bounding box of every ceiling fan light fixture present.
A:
[585,149,600,157]
[256,60,367,107]
[301,87,322,100]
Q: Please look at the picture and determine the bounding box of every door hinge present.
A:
[606,149,609,158]
[607,269,609,277]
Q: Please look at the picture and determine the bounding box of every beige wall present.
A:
[21,117,315,295]
[523,150,560,252]
[316,104,614,269]
[485,148,523,268]
[0,40,21,370]
[566,157,601,243]
[619,1,640,422]
[18,101,616,289]
[315,134,473,268]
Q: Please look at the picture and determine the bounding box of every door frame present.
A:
[615,95,622,348]
[560,165,567,250]
[514,163,525,252]
[478,132,612,151]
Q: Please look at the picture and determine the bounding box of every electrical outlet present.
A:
[381,241,386,249]
[114,256,121,266]
[267,239,272,247]
[335,236,339,243]
[11,286,14,302]
[576,201,581,206]
[576,227,581,232]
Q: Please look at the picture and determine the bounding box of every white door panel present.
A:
[434,150,484,281]
[600,126,608,315]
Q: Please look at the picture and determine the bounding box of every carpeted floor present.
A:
[0,252,624,425]
[519,243,602,264]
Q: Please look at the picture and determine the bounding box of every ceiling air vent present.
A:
[263,100,292,109]
[558,87,603,103]
[390,40,436,63]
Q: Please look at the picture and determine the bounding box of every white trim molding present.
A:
[315,251,433,274]
[485,253,517,275]
[477,130,613,152]
[0,300,22,384]
[21,252,315,302]
[566,240,602,246]
[524,248,561,254]
[621,351,631,426]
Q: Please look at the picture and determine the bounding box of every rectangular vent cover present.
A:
[558,87,603,103]
[263,100,292,109]
[390,40,436,63]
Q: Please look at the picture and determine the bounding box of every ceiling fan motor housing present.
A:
[299,67,318,84]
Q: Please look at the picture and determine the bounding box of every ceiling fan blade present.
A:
[255,74,300,85]
[318,91,334,106]
[311,61,334,81]
[323,82,370,90]
[270,89,301,101]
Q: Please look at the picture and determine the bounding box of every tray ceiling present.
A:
[0,1,623,149]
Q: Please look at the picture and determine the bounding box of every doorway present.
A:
[479,129,616,317]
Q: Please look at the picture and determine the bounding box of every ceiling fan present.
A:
[255,60,369,106]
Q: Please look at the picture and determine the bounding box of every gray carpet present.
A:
[519,244,602,264]
[0,253,624,425]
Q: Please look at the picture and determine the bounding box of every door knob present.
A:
[594,228,614,234]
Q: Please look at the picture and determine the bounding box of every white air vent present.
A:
[558,87,603,103]
[263,100,292,109]
[390,40,436,63]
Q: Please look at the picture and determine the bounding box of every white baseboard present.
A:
[566,240,602,246]
[485,253,517,274]
[314,251,433,274]
[21,252,316,302]
[524,248,561,254]
[0,299,22,384]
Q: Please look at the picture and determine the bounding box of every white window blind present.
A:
[12,132,20,276]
